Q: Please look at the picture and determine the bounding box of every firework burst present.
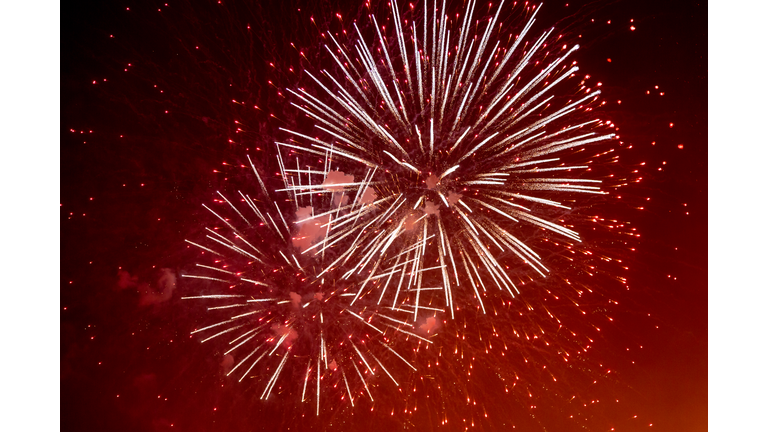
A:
[181,156,438,414]
[174,2,640,427]
[277,0,619,321]
[168,0,638,427]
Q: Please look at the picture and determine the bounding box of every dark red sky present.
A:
[56,0,707,431]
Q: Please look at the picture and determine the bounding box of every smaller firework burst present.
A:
[181,155,435,414]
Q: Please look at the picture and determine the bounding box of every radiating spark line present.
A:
[347,310,384,334]
[224,331,258,356]
[182,294,245,300]
[371,351,399,386]
[227,343,263,376]
[201,323,247,343]
[208,303,248,311]
[341,368,354,407]
[261,352,289,399]
[379,341,417,371]
[184,239,223,256]
[195,264,236,275]
[301,359,312,403]
[352,360,374,401]
[240,278,270,287]
[180,274,230,283]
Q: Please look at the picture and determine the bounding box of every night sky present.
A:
[53,0,710,430]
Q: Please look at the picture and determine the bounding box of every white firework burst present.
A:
[276,0,616,321]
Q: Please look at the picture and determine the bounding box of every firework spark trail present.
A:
[276,0,618,320]
[181,157,433,413]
